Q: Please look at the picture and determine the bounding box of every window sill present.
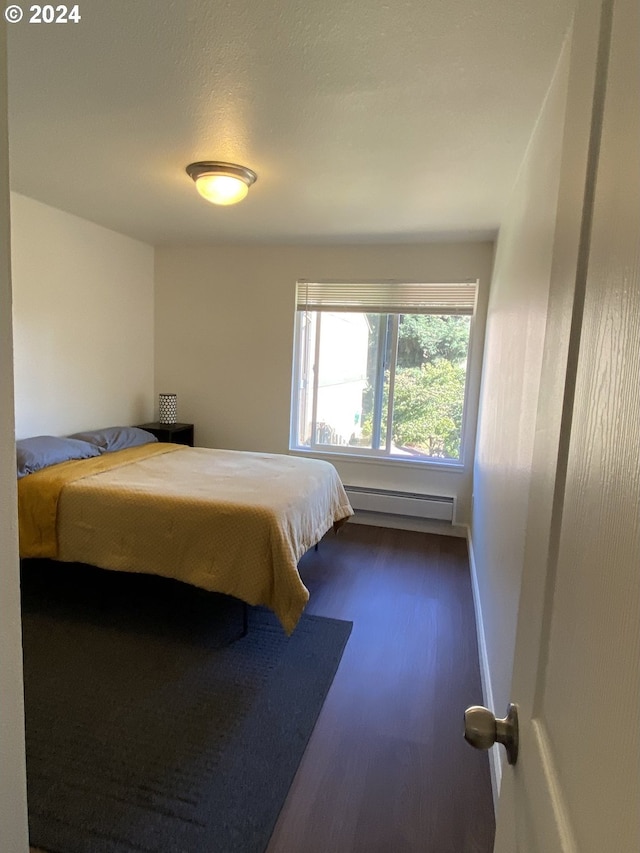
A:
[289,446,467,473]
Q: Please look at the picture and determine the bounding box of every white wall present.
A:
[470,40,570,749]
[155,242,493,526]
[11,193,155,439]
[0,23,29,853]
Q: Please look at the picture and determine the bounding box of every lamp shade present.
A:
[186,161,257,206]
[195,174,248,205]
[158,393,177,424]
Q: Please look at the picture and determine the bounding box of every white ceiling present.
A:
[7,0,574,246]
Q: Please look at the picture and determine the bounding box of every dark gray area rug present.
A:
[21,561,352,853]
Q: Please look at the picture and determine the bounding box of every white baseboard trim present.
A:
[466,525,501,814]
[348,510,467,538]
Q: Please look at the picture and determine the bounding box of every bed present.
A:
[17,431,353,634]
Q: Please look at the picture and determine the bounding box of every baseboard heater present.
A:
[344,486,455,523]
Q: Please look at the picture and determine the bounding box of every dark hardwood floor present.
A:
[30,523,494,853]
[267,523,495,853]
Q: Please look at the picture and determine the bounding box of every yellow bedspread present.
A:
[19,444,353,633]
[18,443,181,558]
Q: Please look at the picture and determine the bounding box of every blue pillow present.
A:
[16,435,102,479]
[69,426,158,453]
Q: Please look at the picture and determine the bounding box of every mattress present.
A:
[18,443,353,633]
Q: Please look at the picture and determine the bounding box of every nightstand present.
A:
[137,422,195,446]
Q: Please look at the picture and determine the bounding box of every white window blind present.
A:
[296,280,478,315]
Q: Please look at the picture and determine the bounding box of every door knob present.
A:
[464,702,519,765]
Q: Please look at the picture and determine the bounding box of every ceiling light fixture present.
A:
[186,161,257,206]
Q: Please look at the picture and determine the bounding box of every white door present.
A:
[492,0,640,849]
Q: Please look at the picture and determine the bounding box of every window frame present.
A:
[289,280,479,468]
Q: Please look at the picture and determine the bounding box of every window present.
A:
[290,280,477,464]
